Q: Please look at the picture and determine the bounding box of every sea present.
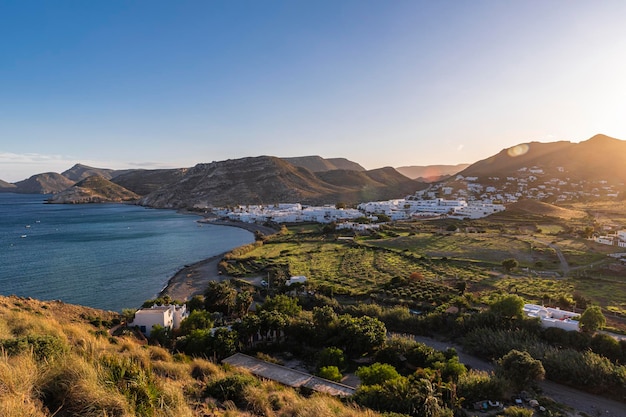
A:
[0,194,254,311]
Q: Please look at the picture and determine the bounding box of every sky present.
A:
[2,1,626,182]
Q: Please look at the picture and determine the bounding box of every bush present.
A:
[356,362,401,386]
[318,366,343,382]
[0,334,67,361]
[205,373,260,407]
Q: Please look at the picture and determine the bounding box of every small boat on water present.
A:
[25,225,31,228]
[21,235,27,238]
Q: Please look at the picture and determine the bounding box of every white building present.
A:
[523,304,579,331]
[286,276,307,286]
[131,304,188,336]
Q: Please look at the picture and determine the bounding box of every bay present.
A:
[0,194,254,311]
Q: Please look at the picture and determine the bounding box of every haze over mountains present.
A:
[1,134,625,207]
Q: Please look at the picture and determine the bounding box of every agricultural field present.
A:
[222,209,626,319]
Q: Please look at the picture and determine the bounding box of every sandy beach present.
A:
[159,219,277,301]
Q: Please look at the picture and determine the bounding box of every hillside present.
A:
[111,168,189,196]
[47,175,140,204]
[140,156,343,208]
[0,178,17,192]
[458,134,626,182]
[500,200,587,220]
[13,172,75,194]
[0,295,381,417]
[140,157,424,209]
[282,156,365,172]
[61,163,116,182]
[396,164,470,181]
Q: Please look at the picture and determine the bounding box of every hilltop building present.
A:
[131,304,188,336]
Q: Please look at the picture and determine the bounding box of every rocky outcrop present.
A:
[47,175,139,204]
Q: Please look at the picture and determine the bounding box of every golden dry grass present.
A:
[0,295,384,417]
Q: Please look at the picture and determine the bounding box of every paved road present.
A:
[399,334,625,417]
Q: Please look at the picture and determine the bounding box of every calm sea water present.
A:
[0,194,254,311]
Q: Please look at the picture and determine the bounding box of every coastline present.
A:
[159,219,278,302]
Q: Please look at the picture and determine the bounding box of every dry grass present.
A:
[0,295,385,417]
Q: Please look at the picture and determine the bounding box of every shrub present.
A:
[318,366,343,382]
[356,362,401,386]
[0,334,67,361]
[205,373,260,407]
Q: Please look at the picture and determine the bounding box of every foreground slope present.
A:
[0,295,381,417]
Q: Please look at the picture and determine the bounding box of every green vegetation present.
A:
[5,202,626,416]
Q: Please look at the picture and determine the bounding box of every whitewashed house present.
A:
[131,304,188,336]
[523,304,579,331]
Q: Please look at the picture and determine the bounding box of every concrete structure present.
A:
[131,304,188,336]
[223,353,355,397]
[523,304,579,331]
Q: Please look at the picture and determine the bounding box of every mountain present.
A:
[282,156,365,172]
[316,167,425,203]
[139,156,424,209]
[0,179,17,192]
[47,175,140,204]
[396,164,470,181]
[458,134,626,182]
[13,172,75,194]
[111,168,189,196]
[140,156,339,208]
[62,163,116,182]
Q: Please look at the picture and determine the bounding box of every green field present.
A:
[222,213,626,323]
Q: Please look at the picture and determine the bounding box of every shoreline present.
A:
[159,219,278,301]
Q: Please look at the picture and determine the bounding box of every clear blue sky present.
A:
[2,0,626,182]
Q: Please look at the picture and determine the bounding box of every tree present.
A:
[356,362,401,385]
[317,346,345,371]
[121,308,136,325]
[234,290,253,318]
[204,281,237,315]
[490,294,525,319]
[259,294,301,317]
[149,324,172,347]
[186,295,205,312]
[337,314,387,356]
[579,305,606,333]
[502,258,519,273]
[178,310,213,336]
[496,349,545,391]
